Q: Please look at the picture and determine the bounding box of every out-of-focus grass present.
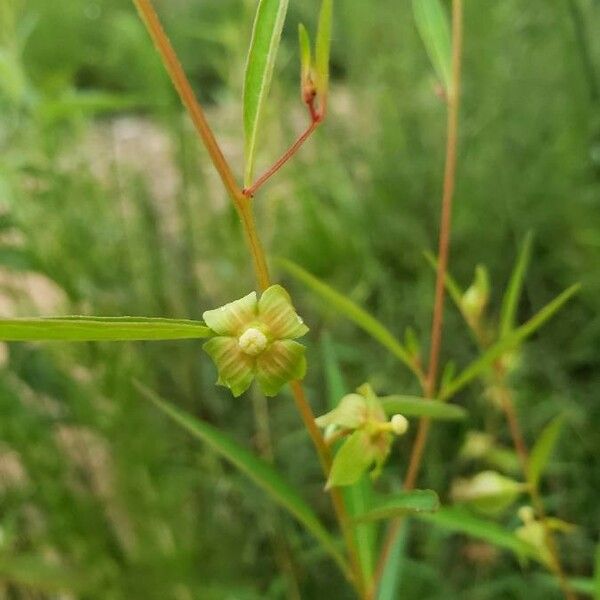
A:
[0,0,598,597]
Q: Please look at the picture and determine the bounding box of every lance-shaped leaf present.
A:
[418,507,538,559]
[315,0,333,111]
[298,23,312,85]
[380,395,467,421]
[527,415,564,491]
[412,0,451,91]
[500,232,534,337]
[440,284,581,401]
[0,316,212,342]
[355,490,439,522]
[136,383,350,579]
[243,0,290,186]
[279,259,420,380]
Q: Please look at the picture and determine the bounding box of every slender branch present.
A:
[134,1,363,593]
[244,118,321,198]
[371,1,464,595]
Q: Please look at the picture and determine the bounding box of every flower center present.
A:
[238,327,268,357]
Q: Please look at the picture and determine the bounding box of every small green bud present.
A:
[203,286,308,397]
[451,470,526,516]
[461,265,490,330]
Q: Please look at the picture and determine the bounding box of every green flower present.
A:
[203,285,309,397]
[316,384,409,488]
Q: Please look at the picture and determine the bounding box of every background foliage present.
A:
[0,0,599,597]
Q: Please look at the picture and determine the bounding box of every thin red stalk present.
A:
[244,118,320,197]
[371,1,464,596]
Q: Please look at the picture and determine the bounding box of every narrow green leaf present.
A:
[418,507,538,559]
[243,0,290,186]
[322,334,376,584]
[527,415,564,491]
[298,23,312,83]
[441,284,581,401]
[279,259,419,379]
[500,232,534,337]
[595,543,600,600]
[136,383,349,578]
[412,0,452,91]
[315,0,333,102]
[356,490,439,522]
[0,316,212,342]
[380,395,467,421]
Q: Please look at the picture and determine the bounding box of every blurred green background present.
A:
[0,0,599,598]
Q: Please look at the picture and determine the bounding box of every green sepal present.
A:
[203,337,256,397]
[203,292,258,336]
[258,285,309,339]
[327,430,377,489]
[316,393,368,429]
[256,339,307,396]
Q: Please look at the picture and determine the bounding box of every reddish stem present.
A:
[244,117,321,198]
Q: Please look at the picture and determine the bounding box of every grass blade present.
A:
[279,259,420,380]
[440,284,581,401]
[0,316,212,341]
[355,490,439,522]
[412,0,452,91]
[243,0,289,186]
[376,522,409,600]
[322,333,376,584]
[0,554,88,593]
[418,507,538,559]
[595,543,600,600]
[500,232,534,337]
[136,383,350,579]
[527,415,564,491]
[380,395,467,420]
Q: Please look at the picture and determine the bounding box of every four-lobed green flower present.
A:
[316,384,409,488]
[203,285,309,397]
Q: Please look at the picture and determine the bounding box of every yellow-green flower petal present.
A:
[203,337,256,397]
[316,393,368,430]
[327,430,377,488]
[258,285,309,340]
[256,339,306,397]
[203,292,258,336]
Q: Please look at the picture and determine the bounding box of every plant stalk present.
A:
[371,0,464,595]
[133,1,363,593]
